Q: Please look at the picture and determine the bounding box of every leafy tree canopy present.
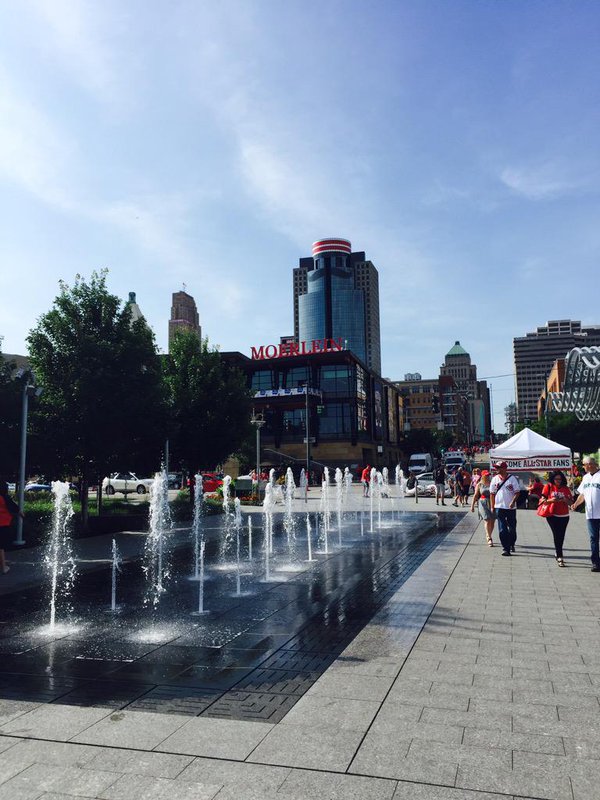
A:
[516,413,600,456]
[27,270,166,480]
[0,348,21,477]
[164,331,253,472]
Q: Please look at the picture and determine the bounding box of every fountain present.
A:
[110,538,121,612]
[306,513,314,561]
[335,467,344,547]
[143,469,172,607]
[262,483,275,581]
[369,467,377,532]
[46,481,77,631]
[234,497,243,595]
[377,471,383,529]
[248,515,253,560]
[319,468,331,553]
[191,473,203,580]
[299,467,308,503]
[191,540,209,615]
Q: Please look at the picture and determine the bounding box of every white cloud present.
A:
[23,0,121,102]
[499,160,592,200]
[0,69,79,211]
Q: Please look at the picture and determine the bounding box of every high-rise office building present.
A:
[514,320,600,422]
[439,341,491,441]
[168,290,201,351]
[293,239,382,374]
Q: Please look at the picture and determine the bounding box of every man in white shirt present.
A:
[490,461,521,557]
[572,455,600,572]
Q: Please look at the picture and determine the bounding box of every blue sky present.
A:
[1,0,599,432]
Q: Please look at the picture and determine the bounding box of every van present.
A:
[408,453,434,474]
[444,453,466,471]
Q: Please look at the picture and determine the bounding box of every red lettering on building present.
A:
[250,339,346,360]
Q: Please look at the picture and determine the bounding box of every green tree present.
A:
[517,413,600,455]
[27,271,166,524]
[0,348,21,477]
[164,331,253,483]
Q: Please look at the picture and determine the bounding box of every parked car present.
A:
[24,482,52,492]
[189,472,224,493]
[102,472,154,495]
[404,472,452,498]
[167,472,183,489]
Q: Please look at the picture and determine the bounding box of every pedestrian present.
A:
[471,470,495,546]
[361,464,371,497]
[537,471,572,567]
[527,475,545,510]
[433,463,446,506]
[490,462,521,556]
[453,467,466,507]
[0,480,22,574]
[571,455,600,572]
[461,467,472,507]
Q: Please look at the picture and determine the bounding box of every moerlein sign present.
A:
[251,338,344,361]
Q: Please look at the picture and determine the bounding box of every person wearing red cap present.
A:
[490,462,521,556]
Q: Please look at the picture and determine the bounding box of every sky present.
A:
[1,0,599,433]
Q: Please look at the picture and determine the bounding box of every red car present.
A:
[187,473,223,493]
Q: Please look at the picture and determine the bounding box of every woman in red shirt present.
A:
[538,471,573,567]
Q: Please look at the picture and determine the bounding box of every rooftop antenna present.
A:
[182,282,187,293]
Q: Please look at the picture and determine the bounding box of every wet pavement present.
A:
[0,511,462,723]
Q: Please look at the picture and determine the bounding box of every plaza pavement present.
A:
[0,490,599,799]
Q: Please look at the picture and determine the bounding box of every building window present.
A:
[319,365,352,397]
[318,402,352,437]
[252,370,275,391]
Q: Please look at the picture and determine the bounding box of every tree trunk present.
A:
[96,474,103,515]
[81,467,89,531]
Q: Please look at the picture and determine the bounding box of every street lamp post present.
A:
[15,371,41,546]
[250,412,265,499]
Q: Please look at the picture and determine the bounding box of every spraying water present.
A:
[192,473,203,580]
[111,538,121,612]
[283,468,296,557]
[234,497,243,595]
[46,481,77,630]
[248,516,253,560]
[369,467,376,532]
[143,469,172,608]
[306,513,314,561]
[377,471,383,529]
[191,540,208,615]
[262,483,275,580]
[299,468,308,503]
[335,468,343,548]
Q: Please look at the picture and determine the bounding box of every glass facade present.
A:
[298,251,366,364]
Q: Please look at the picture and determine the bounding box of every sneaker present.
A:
[511,546,515,553]
[501,551,511,557]
[591,565,600,572]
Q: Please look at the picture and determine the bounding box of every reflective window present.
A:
[284,366,309,388]
[251,370,274,391]
[318,402,352,436]
[319,365,351,396]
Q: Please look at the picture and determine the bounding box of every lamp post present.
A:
[15,370,41,546]
[250,411,265,498]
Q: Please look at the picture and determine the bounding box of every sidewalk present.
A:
[0,507,598,799]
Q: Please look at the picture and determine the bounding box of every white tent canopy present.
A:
[489,428,572,472]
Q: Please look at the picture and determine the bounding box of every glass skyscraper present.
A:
[298,238,367,365]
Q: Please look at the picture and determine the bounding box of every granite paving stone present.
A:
[279,694,380,731]
[157,716,272,760]
[176,758,290,793]
[304,671,394,702]
[455,764,572,800]
[350,740,459,785]
[3,739,100,767]
[0,704,112,741]
[86,748,194,778]
[278,768,397,799]
[392,783,514,800]
[247,721,365,771]
[462,727,565,755]
[1,763,121,798]
[71,710,190,750]
[97,773,222,800]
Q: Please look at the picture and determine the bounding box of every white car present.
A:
[405,472,452,497]
[102,472,154,495]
